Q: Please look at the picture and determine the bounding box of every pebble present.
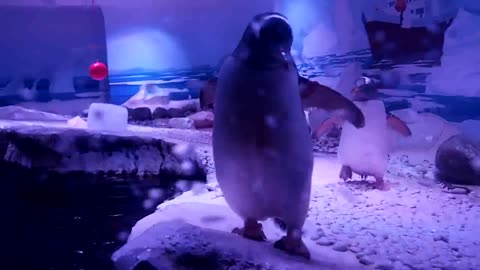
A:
[374,261,394,270]
[315,237,334,246]
[358,255,374,265]
[348,246,363,253]
[332,242,349,252]
[433,234,449,243]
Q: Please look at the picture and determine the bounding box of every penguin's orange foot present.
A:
[373,178,398,191]
[232,220,266,241]
[274,236,311,260]
[339,165,352,181]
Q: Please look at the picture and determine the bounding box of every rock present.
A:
[316,237,334,246]
[332,242,349,252]
[435,134,480,185]
[152,107,169,119]
[168,108,187,118]
[167,118,194,130]
[357,255,374,265]
[433,234,449,243]
[128,107,152,121]
[112,220,326,270]
[0,122,205,178]
[189,111,214,129]
[374,261,394,270]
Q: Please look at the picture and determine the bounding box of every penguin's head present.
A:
[235,12,294,69]
[351,76,380,101]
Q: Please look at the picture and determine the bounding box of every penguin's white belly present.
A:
[338,100,389,177]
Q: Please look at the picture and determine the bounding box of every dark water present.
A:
[7,162,183,270]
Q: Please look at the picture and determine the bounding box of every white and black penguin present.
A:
[315,77,412,190]
[212,12,313,259]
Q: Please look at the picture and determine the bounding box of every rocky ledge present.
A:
[0,121,205,179]
[112,218,363,270]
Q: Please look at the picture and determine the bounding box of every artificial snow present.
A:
[427,8,480,97]
[120,153,480,270]
[66,116,87,129]
[0,105,68,122]
[16,98,98,116]
[87,103,128,132]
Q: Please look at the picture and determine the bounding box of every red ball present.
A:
[89,61,108,81]
[394,0,407,13]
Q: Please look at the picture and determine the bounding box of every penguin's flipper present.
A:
[300,81,365,129]
[312,116,344,139]
[386,113,412,137]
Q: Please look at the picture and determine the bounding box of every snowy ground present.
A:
[123,135,480,270]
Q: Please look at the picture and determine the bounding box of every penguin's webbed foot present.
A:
[373,177,397,191]
[339,165,353,181]
[274,233,311,260]
[232,219,266,241]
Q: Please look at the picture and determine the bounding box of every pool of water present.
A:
[8,162,184,270]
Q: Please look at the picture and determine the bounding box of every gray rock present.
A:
[332,242,349,252]
[316,237,334,246]
[152,107,169,119]
[0,123,205,178]
[357,255,374,265]
[128,107,152,121]
[435,134,480,186]
[112,220,362,270]
[168,108,187,118]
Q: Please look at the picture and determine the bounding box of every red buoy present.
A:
[89,61,108,81]
[394,0,407,13]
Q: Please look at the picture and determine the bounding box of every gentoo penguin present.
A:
[212,12,314,259]
[314,76,412,190]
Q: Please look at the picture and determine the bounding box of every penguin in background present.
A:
[314,76,412,190]
[212,12,365,259]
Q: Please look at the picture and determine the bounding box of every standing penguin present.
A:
[213,12,315,259]
[314,77,412,190]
